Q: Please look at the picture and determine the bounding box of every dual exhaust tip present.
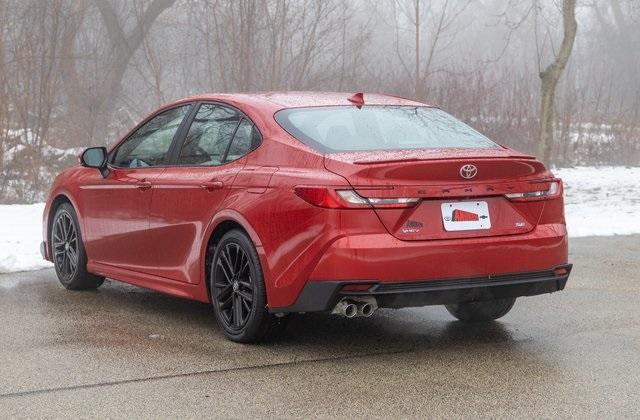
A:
[332,298,377,318]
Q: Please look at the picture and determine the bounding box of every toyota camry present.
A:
[42,92,571,342]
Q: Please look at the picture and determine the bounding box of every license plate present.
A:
[441,201,491,231]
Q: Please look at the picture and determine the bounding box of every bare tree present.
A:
[60,0,175,145]
[387,0,470,101]
[538,0,577,165]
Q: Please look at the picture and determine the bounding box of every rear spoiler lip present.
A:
[352,154,537,165]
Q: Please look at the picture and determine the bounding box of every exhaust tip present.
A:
[359,302,375,317]
[344,303,358,318]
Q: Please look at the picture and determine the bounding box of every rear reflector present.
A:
[553,267,568,276]
[294,186,420,209]
[341,283,375,292]
[505,181,561,201]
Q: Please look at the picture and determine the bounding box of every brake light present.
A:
[294,187,349,208]
[294,186,420,209]
[505,181,561,201]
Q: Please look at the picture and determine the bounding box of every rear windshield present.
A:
[274,106,498,153]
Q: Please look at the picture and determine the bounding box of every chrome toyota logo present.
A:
[460,164,477,179]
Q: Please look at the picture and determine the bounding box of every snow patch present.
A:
[555,166,640,238]
[0,166,638,273]
[0,203,52,273]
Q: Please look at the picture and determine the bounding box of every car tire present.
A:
[51,203,105,290]
[445,297,516,322]
[209,229,287,343]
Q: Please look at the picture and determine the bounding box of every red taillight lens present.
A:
[294,187,348,208]
[505,180,561,201]
[294,186,420,209]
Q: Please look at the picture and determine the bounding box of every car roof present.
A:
[175,91,431,112]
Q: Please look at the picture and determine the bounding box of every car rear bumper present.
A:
[270,264,572,313]
[306,223,568,283]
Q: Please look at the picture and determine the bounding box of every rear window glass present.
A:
[274,106,498,153]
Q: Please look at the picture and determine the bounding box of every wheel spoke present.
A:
[66,216,73,240]
[242,298,251,313]
[219,294,233,310]
[237,289,253,302]
[67,247,78,265]
[233,244,242,273]
[56,217,64,241]
[221,310,232,325]
[217,285,233,301]
[68,230,77,245]
[61,251,68,274]
[62,216,69,240]
[216,260,232,283]
[220,248,235,277]
[238,253,249,276]
[68,255,77,272]
[233,294,243,327]
[213,280,231,289]
[238,279,251,289]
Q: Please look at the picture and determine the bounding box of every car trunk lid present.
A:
[324,148,553,241]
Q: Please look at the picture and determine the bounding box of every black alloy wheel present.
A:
[213,242,255,331]
[210,230,288,343]
[51,203,104,290]
[52,210,79,281]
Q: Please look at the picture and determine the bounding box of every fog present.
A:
[0,0,638,203]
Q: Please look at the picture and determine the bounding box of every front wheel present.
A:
[445,297,516,322]
[209,229,287,343]
[51,203,105,290]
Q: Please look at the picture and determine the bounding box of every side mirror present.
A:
[80,147,109,178]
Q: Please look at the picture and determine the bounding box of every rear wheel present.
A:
[209,229,287,343]
[445,297,516,322]
[51,203,104,290]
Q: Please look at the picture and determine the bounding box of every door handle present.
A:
[136,179,152,191]
[200,180,224,191]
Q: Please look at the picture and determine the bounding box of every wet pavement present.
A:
[0,235,638,418]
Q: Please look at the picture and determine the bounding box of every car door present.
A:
[81,104,192,273]
[146,102,262,283]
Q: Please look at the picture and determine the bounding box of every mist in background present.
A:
[0,0,638,203]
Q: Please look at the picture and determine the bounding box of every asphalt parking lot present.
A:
[1,235,639,418]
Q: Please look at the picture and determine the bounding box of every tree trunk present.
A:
[414,0,422,100]
[60,0,175,145]
[538,0,577,166]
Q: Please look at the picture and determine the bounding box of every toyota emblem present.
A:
[460,164,477,179]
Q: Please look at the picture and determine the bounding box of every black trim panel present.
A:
[270,264,572,313]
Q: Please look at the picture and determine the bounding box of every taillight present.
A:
[505,180,561,201]
[293,187,350,208]
[294,186,420,209]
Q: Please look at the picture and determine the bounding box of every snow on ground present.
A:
[0,167,638,273]
[0,203,52,273]
[555,166,640,238]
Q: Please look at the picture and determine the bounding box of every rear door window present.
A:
[177,104,242,166]
[225,119,261,162]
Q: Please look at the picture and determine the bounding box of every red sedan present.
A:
[42,92,571,342]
